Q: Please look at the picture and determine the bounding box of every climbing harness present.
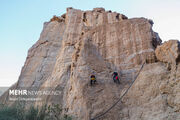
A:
[91,62,146,120]
[90,75,96,86]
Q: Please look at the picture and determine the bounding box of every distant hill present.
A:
[0,87,8,97]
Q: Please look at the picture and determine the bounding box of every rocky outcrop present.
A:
[120,62,180,120]
[50,15,65,23]
[1,8,179,120]
[155,40,180,64]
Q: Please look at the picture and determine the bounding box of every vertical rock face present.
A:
[18,21,65,87]
[1,8,179,120]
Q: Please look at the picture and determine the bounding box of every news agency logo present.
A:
[8,88,62,102]
[9,89,27,95]
[9,89,61,96]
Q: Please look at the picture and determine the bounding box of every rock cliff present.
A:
[0,8,179,120]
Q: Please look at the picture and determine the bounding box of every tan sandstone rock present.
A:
[155,40,180,64]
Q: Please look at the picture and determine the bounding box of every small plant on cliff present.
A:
[45,104,72,120]
[25,106,39,120]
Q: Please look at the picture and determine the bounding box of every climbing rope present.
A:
[91,62,146,120]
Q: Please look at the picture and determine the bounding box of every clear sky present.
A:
[0,0,180,87]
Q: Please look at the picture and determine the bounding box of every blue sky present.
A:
[0,0,180,86]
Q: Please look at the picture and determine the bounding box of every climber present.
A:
[113,72,120,84]
[90,75,96,86]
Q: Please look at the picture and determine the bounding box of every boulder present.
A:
[155,40,180,63]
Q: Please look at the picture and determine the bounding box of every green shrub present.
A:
[0,104,23,120]
[37,105,47,120]
[0,104,72,120]
[25,106,38,120]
